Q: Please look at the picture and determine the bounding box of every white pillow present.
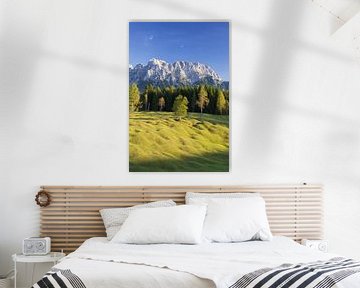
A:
[100,200,176,240]
[111,205,207,244]
[202,197,272,243]
[186,192,259,204]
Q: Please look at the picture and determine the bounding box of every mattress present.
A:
[36,237,360,288]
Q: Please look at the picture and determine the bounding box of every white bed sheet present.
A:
[55,258,214,288]
[55,237,214,288]
[54,236,360,288]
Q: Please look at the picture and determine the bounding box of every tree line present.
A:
[129,83,229,117]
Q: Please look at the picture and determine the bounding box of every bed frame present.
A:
[39,184,323,253]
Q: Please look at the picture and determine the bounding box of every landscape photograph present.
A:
[129,21,230,172]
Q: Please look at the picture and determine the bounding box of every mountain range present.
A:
[129,58,229,90]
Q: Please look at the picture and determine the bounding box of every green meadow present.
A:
[129,112,229,172]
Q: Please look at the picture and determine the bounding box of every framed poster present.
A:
[129,21,229,172]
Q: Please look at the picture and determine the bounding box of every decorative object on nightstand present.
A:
[12,252,65,288]
[23,237,51,255]
[301,239,328,252]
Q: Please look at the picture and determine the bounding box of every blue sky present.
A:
[129,22,229,81]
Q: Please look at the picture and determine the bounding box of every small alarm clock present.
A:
[301,239,328,252]
[23,237,51,255]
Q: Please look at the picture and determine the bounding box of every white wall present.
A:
[1,0,360,285]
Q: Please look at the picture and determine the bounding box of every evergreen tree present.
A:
[131,82,228,114]
[129,83,140,112]
[207,85,216,114]
[148,86,158,111]
[172,95,189,119]
[150,87,161,111]
[223,90,230,115]
[145,84,155,111]
[216,89,226,115]
[165,86,176,112]
[140,92,148,111]
[158,96,165,111]
[196,85,209,117]
[190,90,197,112]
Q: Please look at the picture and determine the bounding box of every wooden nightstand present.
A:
[12,252,65,288]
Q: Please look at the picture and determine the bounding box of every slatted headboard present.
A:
[39,184,323,253]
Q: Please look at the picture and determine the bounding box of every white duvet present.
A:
[54,237,360,288]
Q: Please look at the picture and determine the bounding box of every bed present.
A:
[33,185,360,288]
[33,236,360,288]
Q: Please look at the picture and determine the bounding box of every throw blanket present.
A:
[33,258,360,288]
[229,258,360,288]
[32,268,86,288]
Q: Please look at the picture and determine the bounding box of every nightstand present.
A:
[12,252,65,288]
[301,239,328,252]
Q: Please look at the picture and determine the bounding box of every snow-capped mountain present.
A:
[129,58,227,89]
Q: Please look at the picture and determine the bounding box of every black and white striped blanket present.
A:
[32,258,360,288]
[32,268,86,288]
[229,257,360,288]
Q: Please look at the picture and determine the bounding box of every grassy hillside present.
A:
[129,112,229,172]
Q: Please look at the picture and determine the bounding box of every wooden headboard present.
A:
[39,184,323,253]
